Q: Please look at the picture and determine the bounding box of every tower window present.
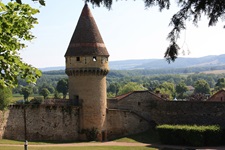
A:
[138,102,141,106]
[76,57,80,61]
[93,56,97,61]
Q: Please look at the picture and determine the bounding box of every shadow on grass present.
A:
[0,139,80,145]
[113,129,198,150]
[113,128,160,144]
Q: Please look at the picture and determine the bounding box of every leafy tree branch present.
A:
[0,2,42,87]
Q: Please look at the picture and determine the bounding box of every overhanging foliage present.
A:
[0,2,42,87]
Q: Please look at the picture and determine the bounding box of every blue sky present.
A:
[17,0,225,68]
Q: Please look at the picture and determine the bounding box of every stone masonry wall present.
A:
[2,105,79,141]
[108,91,163,123]
[107,109,150,140]
[108,91,225,139]
[1,97,225,141]
[150,101,225,127]
[0,110,9,139]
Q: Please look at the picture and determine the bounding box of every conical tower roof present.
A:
[65,4,109,57]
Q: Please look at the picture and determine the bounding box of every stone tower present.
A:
[64,4,109,141]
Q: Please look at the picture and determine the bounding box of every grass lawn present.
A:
[0,130,159,149]
[0,129,159,145]
[0,146,156,150]
[11,94,66,104]
[11,94,36,104]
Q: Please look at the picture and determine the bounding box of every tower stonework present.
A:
[65,4,109,141]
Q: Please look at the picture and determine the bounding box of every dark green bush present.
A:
[30,97,44,105]
[157,124,222,146]
[0,87,12,110]
[81,127,99,141]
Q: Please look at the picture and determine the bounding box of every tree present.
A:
[0,1,42,88]
[12,85,23,94]
[143,80,160,91]
[54,91,62,99]
[215,78,225,91]
[155,81,175,100]
[84,0,225,62]
[32,86,39,94]
[39,82,55,94]
[20,86,33,101]
[0,87,12,110]
[14,0,45,6]
[56,79,68,99]
[107,82,120,96]
[194,79,211,94]
[39,88,50,99]
[118,82,147,95]
[187,93,208,101]
[176,81,188,99]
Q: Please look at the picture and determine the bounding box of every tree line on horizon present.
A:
[0,69,224,110]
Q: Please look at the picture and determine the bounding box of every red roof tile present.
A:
[65,4,109,57]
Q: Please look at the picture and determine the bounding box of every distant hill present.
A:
[110,54,225,70]
[40,66,65,72]
[39,54,225,71]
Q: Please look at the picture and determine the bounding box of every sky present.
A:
[16,0,225,68]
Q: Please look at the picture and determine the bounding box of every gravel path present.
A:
[1,141,225,150]
[0,141,151,147]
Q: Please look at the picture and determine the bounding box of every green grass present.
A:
[0,129,160,145]
[11,95,36,104]
[0,146,156,150]
[0,130,159,150]
[0,139,79,145]
[0,139,24,145]
[11,94,68,104]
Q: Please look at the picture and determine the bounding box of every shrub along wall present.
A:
[157,124,223,146]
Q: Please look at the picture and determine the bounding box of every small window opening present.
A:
[93,56,97,61]
[84,57,87,64]
[221,97,223,101]
[76,57,80,61]
[138,102,141,106]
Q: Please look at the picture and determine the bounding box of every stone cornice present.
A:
[66,68,109,76]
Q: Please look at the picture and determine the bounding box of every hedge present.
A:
[156,124,222,146]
